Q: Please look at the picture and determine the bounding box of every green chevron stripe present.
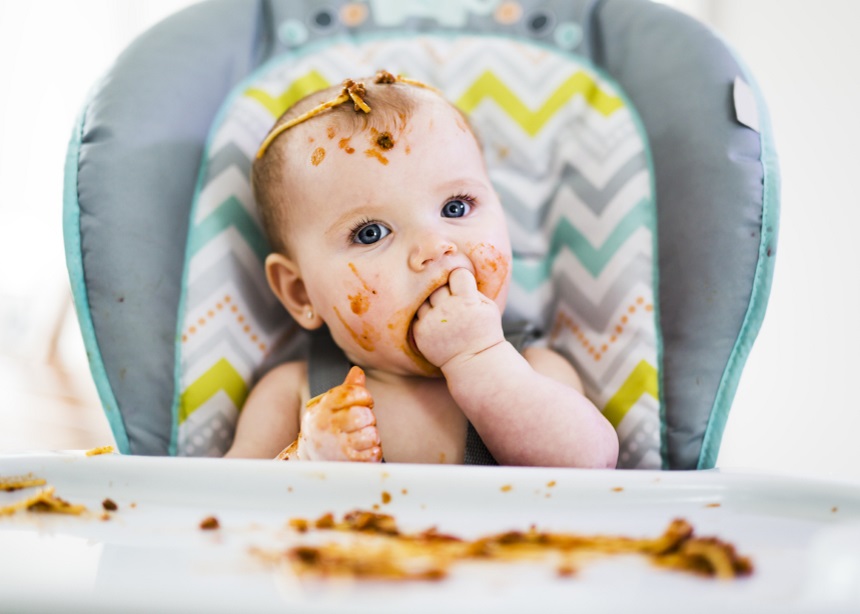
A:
[245,70,331,118]
[456,70,624,136]
[602,360,659,428]
[512,197,652,290]
[179,358,248,424]
[189,196,269,262]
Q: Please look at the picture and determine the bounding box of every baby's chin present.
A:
[343,340,442,379]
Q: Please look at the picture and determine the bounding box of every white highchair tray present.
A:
[2,452,859,613]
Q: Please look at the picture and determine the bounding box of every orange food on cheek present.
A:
[468,243,510,300]
[333,306,378,352]
[347,263,377,315]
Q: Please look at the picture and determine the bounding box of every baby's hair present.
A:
[252,70,475,255]
[256,71,436,159]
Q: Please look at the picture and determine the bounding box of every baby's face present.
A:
[283,98,512,376]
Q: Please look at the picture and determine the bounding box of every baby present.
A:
[225,71,618,468]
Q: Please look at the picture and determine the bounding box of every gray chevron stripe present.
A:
[179,406,237,457]
[186,252,286,333]
[554,155,650,217]
[496,151,649,231]
[559,117,640,164]
[205,142,252,182]
[555,328,655,394]
[542,253,654,331]
[616,406,661,469]
[182,324,273,378]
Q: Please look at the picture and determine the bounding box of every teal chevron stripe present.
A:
[188,196,269,262]
[512,197,653,291]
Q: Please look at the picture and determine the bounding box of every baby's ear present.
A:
[265,253,323,330]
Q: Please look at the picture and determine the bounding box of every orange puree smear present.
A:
[311,147,326,166]
[333,306,377,352]
[364,149,389,165]
[339,137,355,154]
[468,243,510,300]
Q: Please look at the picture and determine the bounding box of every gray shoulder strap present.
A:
[308,328,352,397]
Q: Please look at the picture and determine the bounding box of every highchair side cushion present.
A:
[64,0,272,454]
[589,0,779,468]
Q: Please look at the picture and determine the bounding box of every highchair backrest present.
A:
[64,0,779,470]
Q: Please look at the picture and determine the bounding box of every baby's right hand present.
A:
[294,366,382,462]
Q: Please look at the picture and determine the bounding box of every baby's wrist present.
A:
[439,338,514,377]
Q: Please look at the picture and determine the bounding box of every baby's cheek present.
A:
[468,242,511,301]
[333,263,385,352]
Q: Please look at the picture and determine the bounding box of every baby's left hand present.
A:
[412,268,505,369]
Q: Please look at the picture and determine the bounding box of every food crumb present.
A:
[130,502,137,509]
[401,489,408,495]
[200,516,220,530]
[547,480,557,488]
[85,445,115,456]
[500,484,512,492]
[289,518,309,533]
[611,487,624,492]
[100,512,111,522]
[832,506,839,513]
[381,491,392,504]
[102,498,118,511]
[557,564,576,577]
[376,132,394,150]
[705,503,721,508]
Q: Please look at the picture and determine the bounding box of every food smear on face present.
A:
[333,306,378,352]
[347,263,377,315]
[468,243,510,300]
[252,509,754,582]
[339,137,355,154]
[364,149,389,165]
[311,147,326,166]
[388,272,450,376]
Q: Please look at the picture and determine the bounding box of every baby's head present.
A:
[253,72,512,376]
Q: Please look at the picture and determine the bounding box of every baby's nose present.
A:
[408,233,457,271]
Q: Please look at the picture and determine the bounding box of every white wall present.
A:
[1,1,858,480]
[700,1,860,481]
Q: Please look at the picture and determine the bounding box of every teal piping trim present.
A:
[63,77,132,455]
[170,30,663,459]
[697,52,781,469]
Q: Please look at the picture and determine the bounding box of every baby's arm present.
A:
[224,361,305,459]
[413,269,618,468]
[225,363,382,462]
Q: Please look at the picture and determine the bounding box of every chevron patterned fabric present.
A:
[176,36,661,468]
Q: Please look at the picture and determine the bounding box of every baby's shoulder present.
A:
[251,359,311,406]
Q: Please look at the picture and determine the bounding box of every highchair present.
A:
[63,0,779,470]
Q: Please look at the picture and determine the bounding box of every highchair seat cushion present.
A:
[65,0,778,470]
[177,36,661,467]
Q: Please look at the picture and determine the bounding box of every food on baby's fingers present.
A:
[275,366,383,462]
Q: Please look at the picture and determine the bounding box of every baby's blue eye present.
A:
[442,199,471,218]
[353,222,390,244]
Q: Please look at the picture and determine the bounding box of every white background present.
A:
[1,1,858,481]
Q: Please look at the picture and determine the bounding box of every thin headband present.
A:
[255,70,438,160]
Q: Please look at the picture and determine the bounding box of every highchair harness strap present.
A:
[307,322,541,466]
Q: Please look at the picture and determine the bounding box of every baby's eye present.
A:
[353,222,391,245]
[442,199,471,218]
